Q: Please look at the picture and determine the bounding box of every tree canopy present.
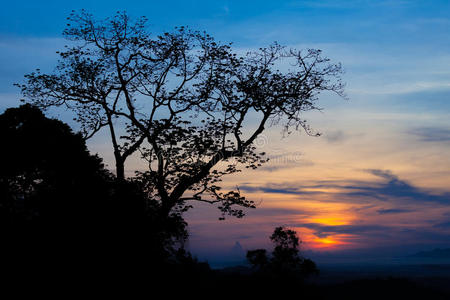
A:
[0,104,112,230]
[18,10,345,220]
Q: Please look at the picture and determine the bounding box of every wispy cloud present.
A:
[240,169,450,205]
[324,130,347,143]
[377,208,414,215]
[408,127,450,143]
[295,222,391,238]
[240,184,316,195]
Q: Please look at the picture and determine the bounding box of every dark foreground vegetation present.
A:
[1,104,449,298]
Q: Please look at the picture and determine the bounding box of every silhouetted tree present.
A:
[18,10,345,220]
[0,104,115,280]
[270,226,302,272]
[247,226,318,278]
[0,104,112,230]
[0,104,189,281]
[246,249,269,270]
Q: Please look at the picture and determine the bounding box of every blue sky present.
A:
[2,0,450,265]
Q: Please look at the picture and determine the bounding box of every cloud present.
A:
[366,169,398,180]
[239,184,321,196]
[309,169,450,205]
[377,208,414,215]
[296,222,391,238]
[240,169,450,205]
[408,127,450,143]
[324,130,347,143]
[359,169,450,204]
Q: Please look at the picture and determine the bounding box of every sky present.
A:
[1,0,450,266]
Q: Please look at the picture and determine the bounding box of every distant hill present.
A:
[409,248,450,259]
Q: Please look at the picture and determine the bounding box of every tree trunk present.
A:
[115,156,125,181]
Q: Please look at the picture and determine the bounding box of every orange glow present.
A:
[308,217,351,226]
[292,225,359,251]
[314,237,338,245]
[308,234,355,249]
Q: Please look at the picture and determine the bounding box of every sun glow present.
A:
[309,217,351,226]
[294,226,356,250]
[310,234,355,249]
[314,237,339,245]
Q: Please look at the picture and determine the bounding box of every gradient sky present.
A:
[1,0,450,265]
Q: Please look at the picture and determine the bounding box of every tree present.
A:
[18,10,345,220]
[0,104,190,280]
[0,104,117,277]
[270,226,304,273]
[247,226,319,278]
[246,249,269,270]
[0,104,112,230]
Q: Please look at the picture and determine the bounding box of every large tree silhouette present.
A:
[18,10,345,220]
[0,104,117,279]
[0,104,112,230]
[0,104,190,282]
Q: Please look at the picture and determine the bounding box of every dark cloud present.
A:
[239,184,320,195]
[408,127,450,142]
[377,208,414,214]
[240,169,450,205]
[324,130,347,143]
[309,169,450,204]
[296,223,391,238]
[323,130,364,144]
[366,169,398,180]
[355,169,450,204]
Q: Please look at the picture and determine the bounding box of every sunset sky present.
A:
[1,0,450,265]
